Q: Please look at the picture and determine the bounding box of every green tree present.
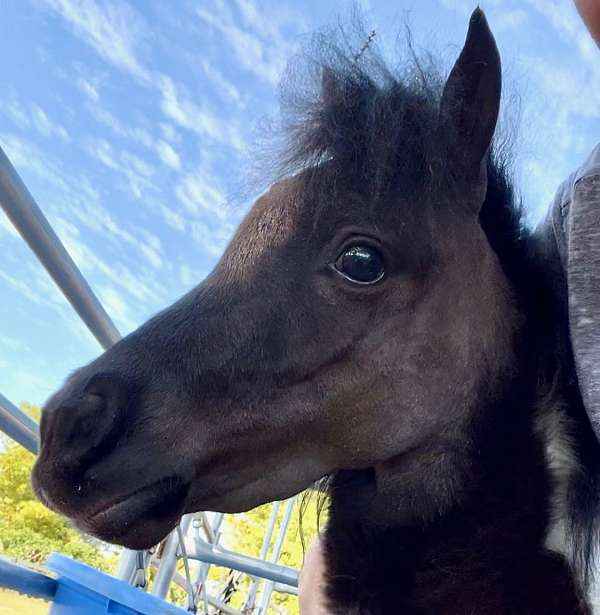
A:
[0,404,114,572]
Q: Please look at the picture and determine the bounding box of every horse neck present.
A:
[323,315,590,614]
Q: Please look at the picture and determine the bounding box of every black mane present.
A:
[278,25,444,203]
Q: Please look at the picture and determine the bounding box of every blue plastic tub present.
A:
[0,553,188,614]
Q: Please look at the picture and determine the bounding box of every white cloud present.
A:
[86,103,154,149]
[97,284,137,332]
[494,9,528,31]
[524,0,600,82]
[175,170,227,219]
[0,133,72,193]
[61,231,168,309]
[159,123,179,143]
[77,77,100,101]
[524,0,580,39]
[40,0,250,155]
[157,75,245,151]
[0,334,30,354]
[3,100,31,129]
[41,0,151,83]
[140,229,161,252]
[0,132,169,310]
[0,264,55,316]
[0,270,45,305]
[158,203,186,232]
[54,177,169,274]
[1,98,70,141]
[521,55,600,119]
[196,0,307,86]
[88,138,117,168]
[121,151,153,178]
[440,1,528,30]
[71,198,137,247]
[156,139,181,170]
[30,104,70,141]
[438,0,471,18]
[0,257,96,354]
[86,138,157,200]
[0,131,167,287]
[197,4,281,86]
[26,264,70,310]
[139,244,163,270]
[199,59,243,106]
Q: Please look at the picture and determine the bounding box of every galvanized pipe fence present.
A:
[0,144,300,613]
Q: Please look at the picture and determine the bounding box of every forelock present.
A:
[275,19,446,202]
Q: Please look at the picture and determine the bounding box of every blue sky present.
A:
[0,0,599,408]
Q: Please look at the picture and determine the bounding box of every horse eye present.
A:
[334,245,385,284]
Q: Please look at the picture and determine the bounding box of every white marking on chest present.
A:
[536,404,600,612]
[538,405,578,557]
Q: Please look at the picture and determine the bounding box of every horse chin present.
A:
[78,477,190,550]
[185,464,325,516]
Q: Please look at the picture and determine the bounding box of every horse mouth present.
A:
[81,476,190,549]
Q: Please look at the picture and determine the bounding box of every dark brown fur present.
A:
[31,10,600,613]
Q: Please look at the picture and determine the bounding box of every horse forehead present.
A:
[226,180,306,269]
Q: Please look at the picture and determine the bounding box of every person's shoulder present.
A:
[573,143,600,185]
[531,143,600,280]
[538,143,600,236]
[547,144,600,219]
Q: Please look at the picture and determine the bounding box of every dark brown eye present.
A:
[334,245,385,284]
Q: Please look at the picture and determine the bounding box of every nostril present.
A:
[83,373,130,448]
[46,373,130,471]
[83,373,130,414]
[58,394,105,448]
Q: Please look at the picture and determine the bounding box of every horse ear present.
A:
[439,8,501,205]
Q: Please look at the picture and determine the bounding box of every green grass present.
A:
[0,589,50,615]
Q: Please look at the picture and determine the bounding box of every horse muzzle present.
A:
[31,371,192,549]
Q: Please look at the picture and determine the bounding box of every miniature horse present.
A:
[32,9,600,614]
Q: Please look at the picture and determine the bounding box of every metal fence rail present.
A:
[0,143,300,612]
[0,392,39,453]
[0,146,121,348]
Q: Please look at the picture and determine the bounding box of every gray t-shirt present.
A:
[535,144,600,437]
